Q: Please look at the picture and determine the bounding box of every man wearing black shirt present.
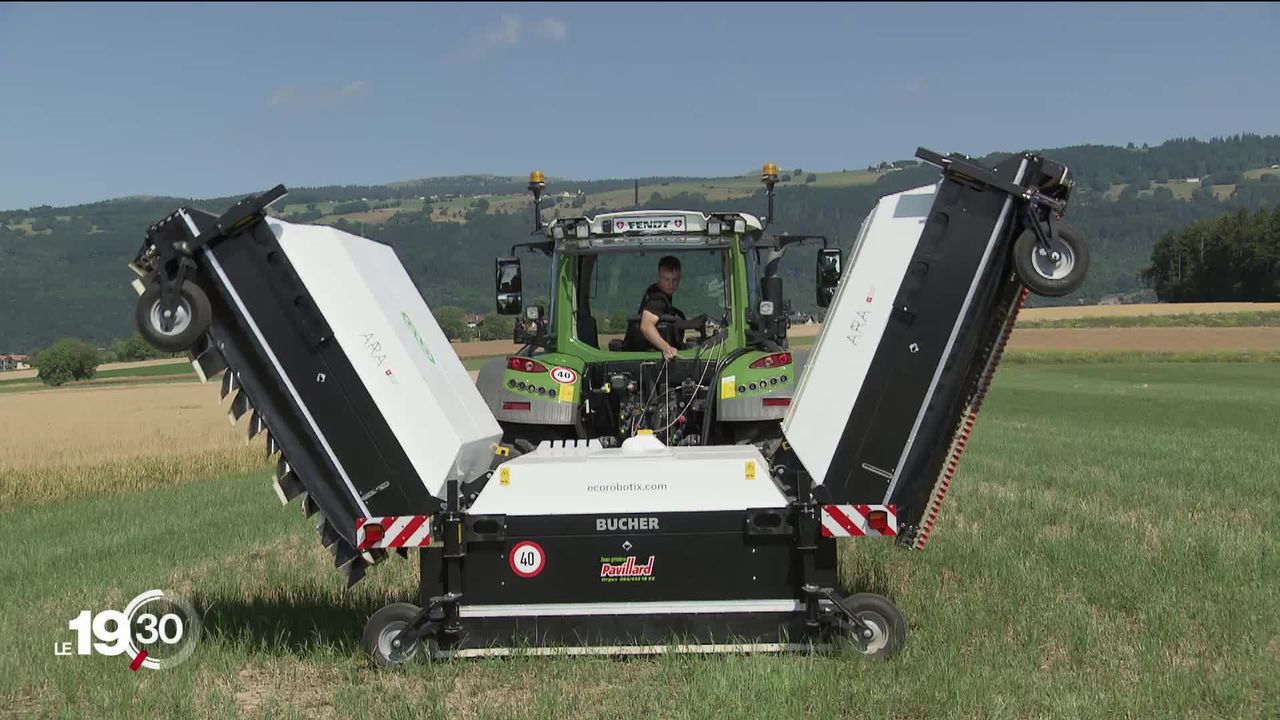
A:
[625,255,684,360]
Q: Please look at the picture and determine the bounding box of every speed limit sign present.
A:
[509,541,546,578]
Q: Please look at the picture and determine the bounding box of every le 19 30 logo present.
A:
[55,590,202,671]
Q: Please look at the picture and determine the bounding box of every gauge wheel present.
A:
[833,593,907,661]
[134,279,212,352]
[1013,223,1089,297]
[361,603,433,668]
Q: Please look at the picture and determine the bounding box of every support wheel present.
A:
[1013,223,1089,297]
[135,279,212,352]
[836,593,907,661]
[362,603,430,668]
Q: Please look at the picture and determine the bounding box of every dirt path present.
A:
[1017,302,1280,321]
[1007,327,1280,352]
[0,357,181,381]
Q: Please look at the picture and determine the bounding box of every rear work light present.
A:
[507,358,548,373]
[502,401,532,411]
[762,397,791,407]
[749,352,792,369]
[867,509,892,533]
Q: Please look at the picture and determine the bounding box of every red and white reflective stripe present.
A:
[820,504,898,538]
[355,515,433,550]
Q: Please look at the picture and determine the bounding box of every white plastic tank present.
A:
[620,430,668,455]
[267,218,503,499]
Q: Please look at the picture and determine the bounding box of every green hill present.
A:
[3,134,1280,353]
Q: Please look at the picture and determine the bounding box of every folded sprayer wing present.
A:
[783,148,1072,546]
[130,192,501,586]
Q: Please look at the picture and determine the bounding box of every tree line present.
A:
[4,134,1280,353]
[1143,206,1280,302]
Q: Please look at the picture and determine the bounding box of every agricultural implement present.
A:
[128,148,1087,664]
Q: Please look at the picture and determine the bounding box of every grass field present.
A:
[0,361,1276,718]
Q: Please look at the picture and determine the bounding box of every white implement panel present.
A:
[267,219,503,498]
[471,440,788,515]
[781,183,937,486]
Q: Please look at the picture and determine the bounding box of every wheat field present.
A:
[0,381,269,511]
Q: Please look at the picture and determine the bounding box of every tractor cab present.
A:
[477,167,840,451]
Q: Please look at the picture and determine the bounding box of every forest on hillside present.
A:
[2,134,1279,353]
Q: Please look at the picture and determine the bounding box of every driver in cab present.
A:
[625,255,684,361]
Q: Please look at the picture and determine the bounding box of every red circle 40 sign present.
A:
[509,541,546,578]
[550,366,577,384]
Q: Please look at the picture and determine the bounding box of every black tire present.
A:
[135,279,212,353]
[361,603,429,668]
[1013,223,1089,297]
[835,593,907,661]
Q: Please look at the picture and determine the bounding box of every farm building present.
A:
[0,354,31,371]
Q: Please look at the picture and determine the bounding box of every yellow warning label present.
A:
[745,461,756,480]
[500,467,511,486]
[558,382,575,403]
[721,376,737,399]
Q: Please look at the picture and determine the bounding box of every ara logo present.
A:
[360,332,388,367]
[596,516,659,532]
[846,310,872,347]
[600,556,655,580]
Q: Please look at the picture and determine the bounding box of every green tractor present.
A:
[476,165,843,453]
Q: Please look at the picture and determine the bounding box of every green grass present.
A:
[1,362,1277,718]
[0,361,196,393]
[1017,311,1280,329]
[1002,349,1280,364]
[94,361,193,379]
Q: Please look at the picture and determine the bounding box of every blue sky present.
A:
[2,2,1278,210]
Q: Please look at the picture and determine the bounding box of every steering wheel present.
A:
[656,313,710,345]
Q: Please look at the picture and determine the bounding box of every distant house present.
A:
[464,313,486,329]
[1184,177,1201,183]
[0,354,31,372]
